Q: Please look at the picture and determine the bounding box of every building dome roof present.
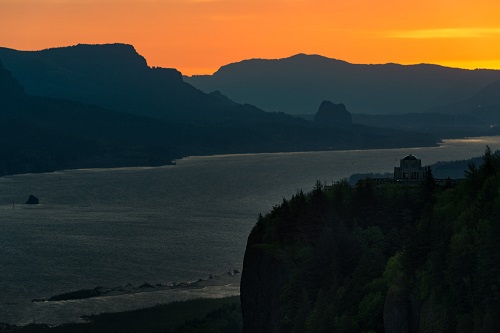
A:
[403,154,418,161]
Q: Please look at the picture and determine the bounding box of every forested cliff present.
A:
[241,148,500,333]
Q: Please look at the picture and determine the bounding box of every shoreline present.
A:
[32,270,240,303]
[5,133,499,179]
[0,137,453,178]
[3,272,241,327]
[1,295,242,332]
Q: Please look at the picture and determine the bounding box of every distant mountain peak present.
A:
[286,53,348,63]
[211,53,351,77]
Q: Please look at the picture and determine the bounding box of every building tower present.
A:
[394,154,430,181]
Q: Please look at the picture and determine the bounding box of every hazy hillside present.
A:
[429,80,500,124]
[349,79,500,137]
[351,112,500,138]
[0,58,439,176]
[186,54,500,115]
[0,59,185,175]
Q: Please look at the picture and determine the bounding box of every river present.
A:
[1,136,499,324]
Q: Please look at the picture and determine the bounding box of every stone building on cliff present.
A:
[394,154,430,181]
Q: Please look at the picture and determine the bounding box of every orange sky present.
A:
[1,0,500,75]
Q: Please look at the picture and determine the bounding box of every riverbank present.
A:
[1,296,242,333]
[32,270,240,303]
[0,135,441,178]
[2,272,241,327]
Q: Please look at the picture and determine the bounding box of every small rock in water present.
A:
[25,195,39,205]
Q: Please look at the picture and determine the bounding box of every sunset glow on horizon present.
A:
[1,0,500,75]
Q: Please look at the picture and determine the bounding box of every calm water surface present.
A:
[1,136,500,324]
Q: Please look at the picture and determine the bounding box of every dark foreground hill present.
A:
[186,54,500,115]
[241,149,500,332]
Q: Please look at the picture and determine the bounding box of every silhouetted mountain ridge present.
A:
[0,44,259,123]
[187,54,500,115]
[0,45,441,176]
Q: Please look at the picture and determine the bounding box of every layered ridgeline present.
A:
[0,44,269,123]
[187,55,500,137]
[187,54,500,115]
[0,59,186,175]
[4,44,430,126]
[0,45,439,176]
[241,149,500,333]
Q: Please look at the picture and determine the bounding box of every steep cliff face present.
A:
[383,285,412,333]
[240,184,393,333]
[240,239,292,333]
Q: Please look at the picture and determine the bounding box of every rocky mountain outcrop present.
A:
[241,240,292,333]
[314,101,352,128]
[25,194,39,205]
